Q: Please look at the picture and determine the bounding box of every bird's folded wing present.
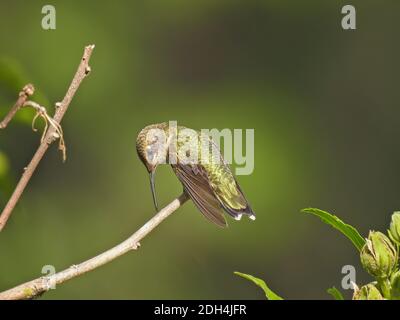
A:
[173,164,227,227]
[203,137,255,219]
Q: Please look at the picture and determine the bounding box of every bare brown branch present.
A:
[0,193,189,300]
[0,45,95,231]
[0,84,35,129]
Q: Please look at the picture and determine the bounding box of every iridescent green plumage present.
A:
[136,122,255,227]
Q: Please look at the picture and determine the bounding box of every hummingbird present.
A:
[136,122,255,227]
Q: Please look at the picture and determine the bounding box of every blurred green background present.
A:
[0,0,399,299]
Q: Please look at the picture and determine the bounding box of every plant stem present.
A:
[378,277,391,299]
[0,84,35,129]
[0,45,95,231]
[0,192,189,300]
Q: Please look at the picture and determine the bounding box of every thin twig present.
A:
[0,193,189,300]
[0,45,95,231]
[23,101,67,161]
[0,84,35,129]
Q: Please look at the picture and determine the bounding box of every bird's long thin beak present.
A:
[149,170,159,212]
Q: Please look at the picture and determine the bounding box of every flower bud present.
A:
[353,283,383,300]
[360,231,396,278]
[389,212,400,246]
[391,271,400,300]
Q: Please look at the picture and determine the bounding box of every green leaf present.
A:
[327,286,344,300]
[0,57,50,126]
[301,208,365,251]
[0,150,13,203]
[234,271,283,300]
[0,57,27,93]
[0,151,9,177]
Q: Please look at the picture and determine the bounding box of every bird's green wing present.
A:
[172,164,227,228]
[201,136,255,220]
[205,162,254,220]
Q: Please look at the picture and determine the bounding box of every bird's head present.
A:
[136,123,169,211]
